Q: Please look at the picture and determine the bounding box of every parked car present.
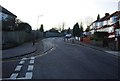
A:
[65,34,72,38]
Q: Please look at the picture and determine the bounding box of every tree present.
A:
[80,22,83,33]
[73,23,81,37]
[85,25,90,32]
[85,16,93,26]
[58,26,62,32]
[49,28,59,33]
[67,27,70,34]
[15,22,32,33]
[62,22,65,31]
[58,22,65,33]
[39,24,44,32]
[15,19,22,25]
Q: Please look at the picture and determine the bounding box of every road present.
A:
[2,37,119,80]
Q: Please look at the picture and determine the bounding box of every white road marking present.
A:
[10,73,18,79]
[30,57,35,60]
[104,50,119,56]
[15,65,22,71]
[29,60,34,64]
[2,77,28,80]
[25,72,32,79]
[9,57,35,79]
[19,60,25,65]
[27,65,34,71]
[21,58,27,61]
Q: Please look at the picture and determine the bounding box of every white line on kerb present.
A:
[10,73,18,79]
[29,60,34,64]
[15,65,22,71]
[25,72,32,79]
[21,57,27,61]
[30,57,35,60]
[27,65,34,71]
[19,60,25,64]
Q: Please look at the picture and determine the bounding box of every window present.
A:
[103,20,108,26]
[115,29,120,37]
[98,21,103,28]
[108,26,114,33]
[108,19,111,25]
[110,16,117,24]
[92,23,96,29]
[2,13,9,21]
[95,22,99,27]
[94,22,99,29]
[90,30,94,35]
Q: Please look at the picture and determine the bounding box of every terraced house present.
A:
[88,11,120,51]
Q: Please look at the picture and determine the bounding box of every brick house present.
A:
[0,5,17,31]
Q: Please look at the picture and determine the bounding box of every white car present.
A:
[65,34,72,38]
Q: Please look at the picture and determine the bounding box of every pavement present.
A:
[2,38,54,60]
[2,41,36,60]
[66,38,120,57]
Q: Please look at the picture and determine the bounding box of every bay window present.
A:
[115,29,120,37]
[110,16,117,25]
[98,21,103,28]
[108,26,114,33]
[103,20,108,26]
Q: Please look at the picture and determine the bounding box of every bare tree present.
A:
[62,22,65,31]
[58,22,66,33]
[85,16,93,26]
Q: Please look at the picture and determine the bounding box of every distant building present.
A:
[0,5,17,31]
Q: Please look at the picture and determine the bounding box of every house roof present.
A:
[99,14,110,22]
[109,11,120,17]
[0,5,17,17]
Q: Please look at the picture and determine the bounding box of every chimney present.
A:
[105,13,109,17]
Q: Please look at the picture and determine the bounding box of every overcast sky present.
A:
[0,0,119,30]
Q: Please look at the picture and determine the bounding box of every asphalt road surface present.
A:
[2,37,119,80]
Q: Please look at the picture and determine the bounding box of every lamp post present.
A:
[37,15,43,30]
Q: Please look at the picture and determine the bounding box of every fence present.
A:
[45,32,63,38]
[2,31,43,49]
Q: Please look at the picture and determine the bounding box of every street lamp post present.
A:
[37,15,43,30]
